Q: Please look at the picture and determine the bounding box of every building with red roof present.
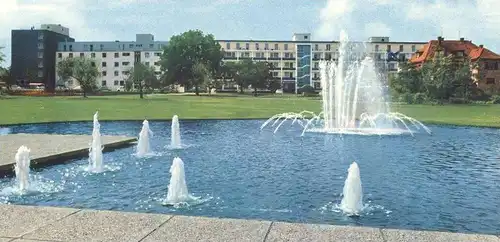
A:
[410,37,500,93]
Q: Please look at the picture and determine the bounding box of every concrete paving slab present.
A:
[22,209,171,242]
[382,228,500,242]
[0,133,136,175]
[11,239,58,242]
[0,238,13,242]
[265,222,384,242]
[0,204,79,238]
[141,215,271,242]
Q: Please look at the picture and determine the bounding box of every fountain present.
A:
[136,120,153,157]
[164,157,194,205]
[261,30,431,136]
[14,145,30,191]
[170,115,182,148]
[340,162,363,215]
[88,111,104,172]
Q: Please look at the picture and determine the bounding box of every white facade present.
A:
[56,51,163,91]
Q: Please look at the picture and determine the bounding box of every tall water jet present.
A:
[88,111,104,172]
[340,162,363,215]
[165,157,193,204]
[136,120,153,157]
[170,115,182,148]
[14,145,31,191]
[261,30,431,136]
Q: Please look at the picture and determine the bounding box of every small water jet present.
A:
[14,146,31,191]
[88,111,104,172]
[136,120,153,157]
[164,157,195,205]
[170,115,182,149]
[340,162,363,215]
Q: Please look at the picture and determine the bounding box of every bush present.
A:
[412,93,427,104]
[489,95,500,104]
[298,85,316,96]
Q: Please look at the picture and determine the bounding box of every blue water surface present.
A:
[1,120,500,234]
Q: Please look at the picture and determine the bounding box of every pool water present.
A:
[1,120,500,234]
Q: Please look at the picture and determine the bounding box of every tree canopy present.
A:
[0,46,5,66]
[390,53,473,103]
[160,30,223,95]
[57,57,99,97]
[125,62,158,98]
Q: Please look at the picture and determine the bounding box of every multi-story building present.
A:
[410,37,500,94]
[56,34,167,91]
[53,32,425,92]
[11,24,74,91]
[218,34,426,92]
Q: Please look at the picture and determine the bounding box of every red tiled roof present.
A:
[410,39,500,63]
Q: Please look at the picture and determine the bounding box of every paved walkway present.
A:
[0,204,498,242]
[0,134,136,175]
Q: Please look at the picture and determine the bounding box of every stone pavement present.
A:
[0,204,498,242]
[0,134,136,175]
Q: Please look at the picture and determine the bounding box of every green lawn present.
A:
[0,94,499,127]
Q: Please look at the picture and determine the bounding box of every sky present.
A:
[1,0,500,66]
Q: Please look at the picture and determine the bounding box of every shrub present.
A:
[412,93,427,104]
[298,85,316,96]
[490,95,500,104]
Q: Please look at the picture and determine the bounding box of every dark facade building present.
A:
[11,24,74,91]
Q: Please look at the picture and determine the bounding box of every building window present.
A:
[91,53,96,58]
[486,78,495,84]
[494,62,499,70]
[245,43,249,49]
[102,71,107,76]
[120,80,125,86]
[123,52,130,56]
[264,43,269,50]
[284,53,290,58]
[38,71,43,77]
[69,45,72,51]
[101,80,106,86]
[226,42,230,50]
[100,44,104,51]
[122,62,130,66]
[102,62,107,67]
[114,80,119,86]
[90,45,94,51]
[326,44,331,51]
[255,43,259,50]
[325,53,332,60]
[114,53,119,58]
[80,53,84,57]
[314,44,318,51]
[145,52,150,58]
[274,43,279,50]
[387,45,391,52]
[154,52,161,56]
[236,43,241,49]
[411,45,416,52]
[102,53,107,58]
[38,52,43,58]
[69,53,73,58]
[114,71,119,76]
[38,32,44,40]
[63,45,67,51]
[375,45,379,52]
[284,44,288,50]
[114,62,119,67]
[149,44,154,48]
[154,62,160,66]
[58,53,62,58]
[145,62,150,66]
[91,62,96,67]
[122,71,129,75]
[399,45,404,52]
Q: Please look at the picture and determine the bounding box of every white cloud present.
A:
[405,0,500,43]
[364,22,391,37]
[0,0,119,65]
[315,0,355,40]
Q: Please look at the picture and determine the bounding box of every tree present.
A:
[160,30,223,95]
[248,61,272,96]
[0,67,14,88]
[389,62,423,94]
[0,46,5,66]
[57,57,99,98]
[126,62,157,98]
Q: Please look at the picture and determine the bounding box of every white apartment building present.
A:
[56,34,166,91]
[55,33,426,92]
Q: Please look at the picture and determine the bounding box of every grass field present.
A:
[0,94,499,127]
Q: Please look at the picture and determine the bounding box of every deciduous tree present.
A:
[126,62,158,98]
[57,57,99,98]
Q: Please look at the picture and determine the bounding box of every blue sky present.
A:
[1,0,499,66]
